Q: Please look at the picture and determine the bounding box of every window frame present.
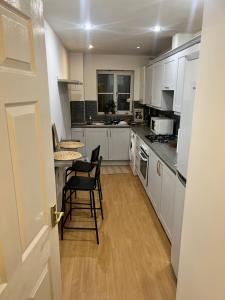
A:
[97,70,134,115]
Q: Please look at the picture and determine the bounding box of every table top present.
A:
[59,141,85,149]
[54,150,82,161]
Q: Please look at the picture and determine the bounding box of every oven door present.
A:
[138,148,149,189]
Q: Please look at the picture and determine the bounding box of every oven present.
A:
[137,141,149,189]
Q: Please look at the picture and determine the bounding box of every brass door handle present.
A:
[51,204,64,227]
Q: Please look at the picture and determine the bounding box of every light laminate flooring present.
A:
[60,169,176,300]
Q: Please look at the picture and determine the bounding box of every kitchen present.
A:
[0,0,225,300]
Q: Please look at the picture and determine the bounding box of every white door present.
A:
[85,128,109,160]
[0,1,62,299]
[108,128,130,160]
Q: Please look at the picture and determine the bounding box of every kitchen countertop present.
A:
[71,123,130,128]
[71,123,177,174]
[131,125,177,174]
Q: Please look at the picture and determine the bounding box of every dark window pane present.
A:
[98,74,114,93]
[117,75,131,93]
[117,94,130,111]
[98,94,114,112]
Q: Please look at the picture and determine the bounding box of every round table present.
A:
[54,150,82,161]
[59,141,85,150]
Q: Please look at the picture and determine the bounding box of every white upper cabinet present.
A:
[163,54,178,91]
[108,128,130,160]
[173,55,186,113]
[151,62,164,108]
[139,66,146,104]
[145,65,153,106]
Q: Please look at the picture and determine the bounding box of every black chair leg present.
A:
[98,178,103,201]
[89,191,93,217]
[98,190,104,220]
[69,190,72,221]
[61,188,66,240]
[91,190,99,244]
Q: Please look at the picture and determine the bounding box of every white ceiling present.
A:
[44,0,204,56]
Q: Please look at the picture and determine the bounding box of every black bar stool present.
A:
[61,156,103,244]
[65,145,103,201]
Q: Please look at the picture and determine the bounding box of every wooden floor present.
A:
[60,169,176,300]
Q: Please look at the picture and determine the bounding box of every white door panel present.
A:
[108,128,130,160]
[86,128,109,160]
[177,56,199,178]
[0,1,61,299]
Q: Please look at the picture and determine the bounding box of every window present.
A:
[97,70,133,114]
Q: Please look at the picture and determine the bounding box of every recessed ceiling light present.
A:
[151,25,161,32]
[84,23,93,31]
[88,44,94,49]
[137,46,141,49]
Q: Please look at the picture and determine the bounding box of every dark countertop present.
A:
[131,125,177,174]
[71,123,177,174]
[71,123,130,128]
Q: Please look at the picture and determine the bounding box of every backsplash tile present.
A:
[70,101,85,123]
[70,100,148,124]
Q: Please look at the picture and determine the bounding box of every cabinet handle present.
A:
[158,161,162,176]
[164,86,170,89]
[83,129,84,137]
[106,130,108,137]
[157,161,159,176]
[110,130,111,137]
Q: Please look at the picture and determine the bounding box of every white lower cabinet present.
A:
[147,149,175,242]
[85,128,109,160]
[160,165,176,241]
[148,151,162,213]
[71,128,86,156]
[73,127,130,161]
[108,128,130,160]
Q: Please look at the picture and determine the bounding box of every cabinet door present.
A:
[139,66,146,103]
[173,56,186,113]
[71,128,86,156]
[85,128,109,160]
[109,128,130,160]
[163,55,178,90]
[151,62,163,108]
[145,65,153,106]
[148,151,162,213]
[160,165,176,241]
[171,175,186,277]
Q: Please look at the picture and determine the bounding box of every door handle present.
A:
[51,204,64,227]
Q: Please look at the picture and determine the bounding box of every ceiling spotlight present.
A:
[88,44,94,49]
[152,25,161,32]
[84,23,93,31]
[137,46,141,49]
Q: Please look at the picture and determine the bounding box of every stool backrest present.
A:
[91,145,100,164]
[52,123,60,151]
[94,156,102,182]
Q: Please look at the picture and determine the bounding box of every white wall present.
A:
[176,0,225,299]
[69,53,84,101]
[69,53,149,101]
[44,21,70,139]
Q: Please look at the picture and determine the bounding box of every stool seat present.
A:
[66,175,96,191]
[72,160,94,173]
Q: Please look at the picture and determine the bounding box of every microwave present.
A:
[151,117,174,135]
